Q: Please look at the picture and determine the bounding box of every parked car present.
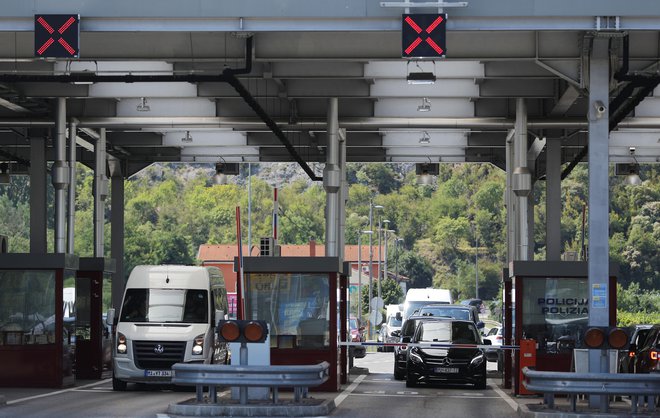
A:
[619,324,652,373]
[349,317,366,359]
[378,312,403,352]
[413,304,485,331]
[393,315,445,380]
[483,326,502,362]
[406,319,493,389]
[633,324,660,374]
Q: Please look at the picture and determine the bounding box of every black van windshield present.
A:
[120,288,208,323]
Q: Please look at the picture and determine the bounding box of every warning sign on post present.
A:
[591,283,607,308]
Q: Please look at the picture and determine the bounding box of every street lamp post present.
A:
[472,224,479,300]
[368,201,383,340]
[382,220,390,285]
[357,230,372,326]
[395,238,404,284]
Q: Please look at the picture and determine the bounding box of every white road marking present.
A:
[334,374,365,407]
[7,378,112,405]
[71,389,114,393]
[350,393,502,399]
[490,381,519,411]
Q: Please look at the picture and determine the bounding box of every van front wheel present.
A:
[112,374,127,391]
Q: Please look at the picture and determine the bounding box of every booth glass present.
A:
[245,273,331,349]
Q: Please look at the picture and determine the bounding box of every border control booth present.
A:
[237,256,342,392]
[75,257,115,380]
[507,261,618,394]
[0,254,79,388]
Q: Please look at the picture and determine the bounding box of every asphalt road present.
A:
[0,352,516,418]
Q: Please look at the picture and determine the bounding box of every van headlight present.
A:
[470,353,484,367]
[117,332,128,354]
[192,334,204,355]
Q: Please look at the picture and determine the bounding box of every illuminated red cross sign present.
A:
[401,14,446,59]
[34,14,80,58]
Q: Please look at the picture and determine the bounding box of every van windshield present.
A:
[120,288,208,323]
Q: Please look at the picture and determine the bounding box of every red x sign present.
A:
[34,14,80,58]
[401,14,446,58]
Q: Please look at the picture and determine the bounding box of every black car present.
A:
[619,324,652,373]
[633,324,660,374]
[406,319,492,389]
[413,303,485,331]
[393,315,444,380]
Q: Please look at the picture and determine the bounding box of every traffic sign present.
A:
[34,14,80,58]
[369,310,382,326]
[370,296,384,311]
[402,14,446,59]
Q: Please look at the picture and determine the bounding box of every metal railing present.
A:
[172,361,330,405]
[522,367,660,414]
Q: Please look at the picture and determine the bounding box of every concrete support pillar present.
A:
[111,167,125,311]
[30,137,47,253]
[587,37,611,410]
[338,128,347,262]
[53,98,69,253]
[513,98,531,261]
[94,128,108,257]
[324,98,340,257]
[67,119,77,254]
[546,139,562,260]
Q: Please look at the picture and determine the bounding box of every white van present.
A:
[110,265,229,391]
[402,288,453,321]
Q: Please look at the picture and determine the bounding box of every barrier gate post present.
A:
[518,339,537,395]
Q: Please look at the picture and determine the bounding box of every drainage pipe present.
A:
[67,118,77,254]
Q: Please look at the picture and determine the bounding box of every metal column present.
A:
[587,36,611,411]
[513,99,531,261]
[53,98,69,253]
[110,159,125,311]
[67,119,77,254]
[338,128,347,262]
[505,130,515,264]
[324,98,340,257]
[94,128,108,257]
[29,137,47,253]
[546,139,562,260]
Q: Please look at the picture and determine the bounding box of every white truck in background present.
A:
[402,288,453,321]
[109,265,229,391]
[378,304,404,351]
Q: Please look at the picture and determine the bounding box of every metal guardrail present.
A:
[172,361,330,405]
[522,367,660,414]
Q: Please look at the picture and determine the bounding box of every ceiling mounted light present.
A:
[212,162,228,185]
[419,131,431,144]
[136,97,150,112]
[407,60,436,85]
[415,162,439,186]
[181,131,193,143]
[0,163,10,184]
[624,147,642,186]
[417,97,431,112]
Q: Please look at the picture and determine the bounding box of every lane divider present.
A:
[338,341,519,350]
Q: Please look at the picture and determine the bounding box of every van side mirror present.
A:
[105,308,115,326]
[395,312,402,321]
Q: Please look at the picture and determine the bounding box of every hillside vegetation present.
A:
[0,162,658,319]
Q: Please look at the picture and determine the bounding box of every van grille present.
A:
[133,341,186,369]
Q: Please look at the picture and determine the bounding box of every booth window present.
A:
[0,270,56,345]
[521,278,589,353]
[245,273,330,349]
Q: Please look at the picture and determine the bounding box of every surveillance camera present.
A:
[629,147,636,155]
[594,101,606,115]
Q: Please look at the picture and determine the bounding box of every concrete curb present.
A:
[517,400,655,418]
[168,397,336,417]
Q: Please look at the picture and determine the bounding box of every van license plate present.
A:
[434,367,458,373]
[145,370,172,377]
